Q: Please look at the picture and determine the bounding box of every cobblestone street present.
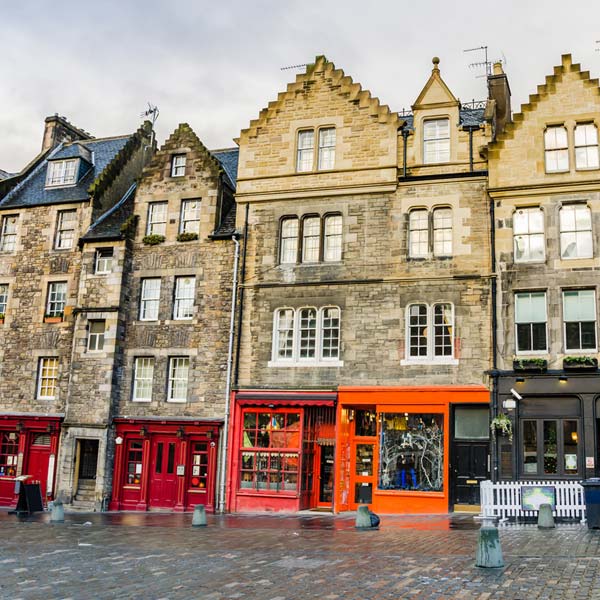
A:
[1,511,600,599]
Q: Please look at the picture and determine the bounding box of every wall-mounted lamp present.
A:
[205,430,213,439]
[516,377,525,383]
[15,421,23,433]
[176,426,185,439]
[503,399,517,410]
[139,426,147,438]
[559,376,569,383]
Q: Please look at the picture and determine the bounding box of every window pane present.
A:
[275,309,294,360]
[454,407,489,439]
[408,304,428,357]
[168,357,189,402]
[409,210,428,257]
[563,421,578,474]
[133,357,154,401]
[298,308,317,359]
[174,276,195,319]
[297,130,314,172]
[433,208,452,256]
[563,290,595,321]
[147,203,167,236]
[433,303,452,356]
[378,413,444,491]
[280,218,298,264]
[318,128,336,170]
[515,292,547,323]
[324,215,342,262]
[321,307,340,359]
[180,199,201,234]
[543,421,557,475]
[523,420,538,474]
[302,217,320,262]
[140,279,160,320]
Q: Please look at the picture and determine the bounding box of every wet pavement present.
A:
[1,509,599,599]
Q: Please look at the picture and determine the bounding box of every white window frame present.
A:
[401,302,458,365]
[173,276,195,320]
[317,128,336,170]
[87,320,106,352]
[269,306,342,367]
[296,130,315,172]
[46,281,67,317]
[167,356,190,402]
[0,215,18,253]
[180,199,201,235]
[559,204,593,260]
[54,209,77,250]
[37,357,59,399]
[45,159,79,187]
[513,207,546,263]
[140,278,161,321]
[563,289,597,353]
[544,125,569,173]
[301,216,320,263]
[132,357,154,402]
[146,202,167,236]
[171,154,187,177]
[515,292,548,355]
[0,283,8,315]
[432,207,452,257]
[323,215,342,262]
[574,123,599,170]
[95,248,113,274]
[423,118,450,164]
[279,217,299,264]
[408,209,429,258]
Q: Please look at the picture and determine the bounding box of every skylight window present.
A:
[46,159,79,187]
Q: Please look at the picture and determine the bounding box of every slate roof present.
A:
[0,169,13,180]
[0,136,131,209]
[211,147,238,190]
[80,183,136,242]
[400,107,486,130]
[212,203,237,238]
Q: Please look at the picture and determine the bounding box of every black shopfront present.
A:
[495,372,600,482]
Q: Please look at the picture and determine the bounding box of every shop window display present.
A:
[190,442,208,489]
[126,440,143,485]
[240,410,301,493]
[378,413,443,492]
[0,432,19,477]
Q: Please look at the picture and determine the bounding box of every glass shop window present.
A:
[354,409,377,437]
[126,440,143,485]
[0,432,19,477]
[239,409,301,493]
[190,442,208,490]
[454,407,489,440]
[378,413,444,492]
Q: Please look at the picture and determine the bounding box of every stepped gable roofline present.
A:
[412,57,460,110]
[489,54,600,151]
[239,55,401,142]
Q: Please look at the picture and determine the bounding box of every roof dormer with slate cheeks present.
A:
[488,54,600,191]
[401,57,490,177]
[236,55,400,203]
[134,123,238,244]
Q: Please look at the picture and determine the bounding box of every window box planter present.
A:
[176,232,198,242]
[563,356,598,370]
[44,314,63,324]
[0,314,4,325]
[142,234,166,246]
[513,358,547,372]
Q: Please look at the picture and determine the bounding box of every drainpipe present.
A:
[463,125,480,172]
[490,190,499,482]
[233,202,250,387]
[218,233,241,513]
[401,127,409,178]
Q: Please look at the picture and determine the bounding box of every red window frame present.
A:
[239,408,302,494]
[189,441,209,490]
[126,440,143,486]
[0,431,19,477]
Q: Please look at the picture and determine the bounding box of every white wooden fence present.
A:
[480,480,586,522]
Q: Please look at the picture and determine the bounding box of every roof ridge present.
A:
[239,55,399,141]
[210,147,239,154]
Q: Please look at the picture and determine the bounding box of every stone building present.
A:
[0,115,153,508]
[227,56,501,514]
[488,55,600,484]
[107,124,238,512]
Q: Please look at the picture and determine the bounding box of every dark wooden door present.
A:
[317,445,335,506]
[452,442,488,505]
[148,438,178,508]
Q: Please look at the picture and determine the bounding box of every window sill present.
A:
[166,399,188,403]
[131,398,151,403]
[400,358,458,366]
[268,360,344,368]
[563,348,598,354]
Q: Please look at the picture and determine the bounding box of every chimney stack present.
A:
[488,62,512,137]
[41,114,93,153]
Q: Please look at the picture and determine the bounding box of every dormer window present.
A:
[423,118,450,164]
[46,159,79,187]
[171,154,186,177]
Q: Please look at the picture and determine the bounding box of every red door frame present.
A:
[148,436,179,509]
[0,415,61,507]
[110,419,221,512]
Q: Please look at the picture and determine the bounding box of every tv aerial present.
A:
[464,45,504,79]
[140,103,159,126]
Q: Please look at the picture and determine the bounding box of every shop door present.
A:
[351,442,375,508]
[317,445,335,507]
[452,442,488,505]
[26,434,52,500]
[148,438,178,509]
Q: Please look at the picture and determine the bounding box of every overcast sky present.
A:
[1,0,599,172]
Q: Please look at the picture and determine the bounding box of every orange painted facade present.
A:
[335,386,489,514]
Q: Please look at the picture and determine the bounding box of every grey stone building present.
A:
[0,115,153,508]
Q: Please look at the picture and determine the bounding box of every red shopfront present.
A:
[227,391,337,513]
[0,415,62,506]
[110,418,221,512]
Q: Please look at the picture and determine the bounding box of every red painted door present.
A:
[26,433,52,501]
[148,437,178,509]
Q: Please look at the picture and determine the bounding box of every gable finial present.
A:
[432,56,440,72]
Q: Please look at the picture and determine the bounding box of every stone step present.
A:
[77,480,96,490]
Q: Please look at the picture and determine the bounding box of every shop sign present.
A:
[521,485,556,510]
[565,454,577,471]
[176,465,185,476]
[586,456,595,469]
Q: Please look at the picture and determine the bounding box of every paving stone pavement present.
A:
[1,511,600,599]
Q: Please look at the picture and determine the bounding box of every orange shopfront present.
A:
[335,386,490,514]
[109,418,221,512]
